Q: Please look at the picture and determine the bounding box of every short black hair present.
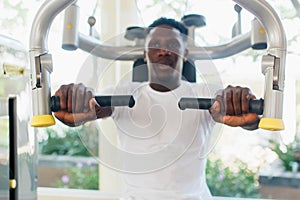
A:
[147,17,188,39]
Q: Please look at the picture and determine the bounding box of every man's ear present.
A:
[184,48,189,61]
[143,50,147,62]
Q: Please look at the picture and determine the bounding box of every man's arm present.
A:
[54,83,113,127]
[209,85,260,130]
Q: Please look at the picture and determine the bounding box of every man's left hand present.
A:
[209,85,260,130]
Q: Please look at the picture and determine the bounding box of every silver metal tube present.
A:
[233,0,286,90]
[78,31,251,60]
[31,61,52,116]
[62,2,80,51]
[261,55,275,117]
[234,0,286,130]
[30,0,77,51]
[78,33,144,60]
[251,18,267,50]
[29,0,76,123]
[188,32,251,60]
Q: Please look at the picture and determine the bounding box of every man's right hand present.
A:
[54,83,101,127]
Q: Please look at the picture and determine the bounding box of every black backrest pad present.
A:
[132,58,196,83]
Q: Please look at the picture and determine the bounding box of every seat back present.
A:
[132,58,196,83]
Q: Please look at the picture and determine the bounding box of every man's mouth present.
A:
[158,64,171,70]
[155,60,174,70]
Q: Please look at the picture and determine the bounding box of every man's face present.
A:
[144,25,187,84]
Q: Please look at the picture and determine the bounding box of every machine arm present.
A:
[234,0,287,130]
[29,0,286,131]
[29,0,77,127]
[76,31,252,60]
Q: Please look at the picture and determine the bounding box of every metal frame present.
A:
[29,0,287,130]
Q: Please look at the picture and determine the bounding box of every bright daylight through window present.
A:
[0,0,300,199]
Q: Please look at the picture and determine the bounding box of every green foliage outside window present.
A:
[38,125,100,190]
[268,137,300,172]
[206,158,260,198]
[38,124,99,157]
[54,161,99,190]
[39,127,261,196]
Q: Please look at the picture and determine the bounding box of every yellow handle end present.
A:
[30,115,56,127]
[258,118,285,131]
[9,179,17,189]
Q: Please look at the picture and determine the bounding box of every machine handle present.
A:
[95,95,135,108]
[178,98,264,115]
[50,95,135,112]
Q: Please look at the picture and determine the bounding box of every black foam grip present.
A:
[50,95,135,112]
[50,96,60,112]
[95,95,135,108]
[178,98,264,115]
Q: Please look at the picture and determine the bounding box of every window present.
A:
[1,0,300,199]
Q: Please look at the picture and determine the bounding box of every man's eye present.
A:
[168,42,180,49]
[149,42,160,48]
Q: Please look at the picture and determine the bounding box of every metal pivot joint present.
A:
[33,53,53,88]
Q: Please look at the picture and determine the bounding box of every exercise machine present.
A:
[0,34,37,200]
[29,0,286,131]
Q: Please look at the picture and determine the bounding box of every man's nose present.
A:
[158,47,171,56]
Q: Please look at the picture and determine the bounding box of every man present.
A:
[54,18,260,199]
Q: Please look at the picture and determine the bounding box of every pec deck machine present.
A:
[0,0,288,199]
[0,0,287,200]
[29,0,287,132]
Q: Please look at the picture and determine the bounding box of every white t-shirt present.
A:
[102,80,217,200]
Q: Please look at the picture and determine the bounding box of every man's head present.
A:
[147,17,188,42]
[144,17,189,91]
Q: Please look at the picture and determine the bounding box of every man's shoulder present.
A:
[181,81,222,97]
[100,81,147,94]
[181,80,214,90]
